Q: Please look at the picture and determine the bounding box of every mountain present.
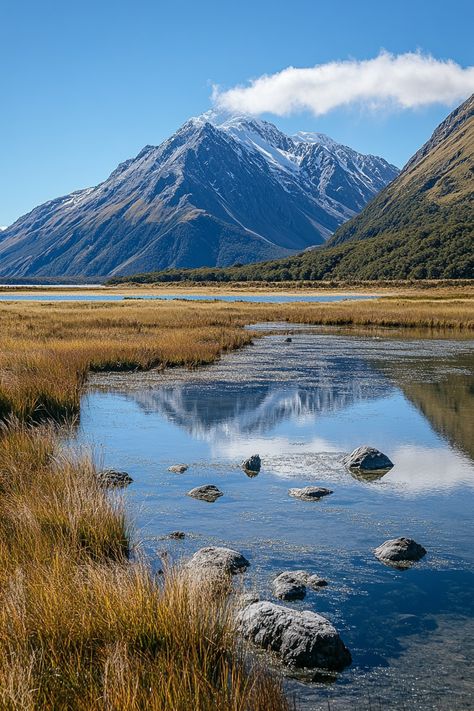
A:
[123,95,472,283]
[0,113,398,277]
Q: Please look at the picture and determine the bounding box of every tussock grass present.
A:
[0,422,288,710]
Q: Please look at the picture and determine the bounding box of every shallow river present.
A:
[73,327,474,710]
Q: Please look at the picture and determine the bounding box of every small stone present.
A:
[289,486,333,501]
[168,531,185,539]
[187,485,223,502]
[374,537,426,567]
[284,337,292,343]
[168,464,188,473]
[97,469,133,488]
[187,546,250,575]
[242,454,261,474]
[343,446,393,472]
[272,572,307,601]
[238,602,351,671]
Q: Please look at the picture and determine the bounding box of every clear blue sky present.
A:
[1,0,473,226]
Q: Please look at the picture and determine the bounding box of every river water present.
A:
[0,293,376,303]
[73,326,474,710]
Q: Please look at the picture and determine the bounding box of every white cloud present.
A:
[213,52,474,117]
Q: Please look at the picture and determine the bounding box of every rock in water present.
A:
[242,454,261,474]
[168,531,185,539]
[374,537,426,566]
[272,572,307,601]
[272,571,328,600]
[238,601,351,671]
[343,446,393,472]
[97,469,133,488]
[187,546,250,575]
[289,486,333,501]
[186,484,223,502]
[168,464,188,473]
[284,337,292,343]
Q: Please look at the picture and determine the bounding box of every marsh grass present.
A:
[0,296,472,422]
[0,421,288,710]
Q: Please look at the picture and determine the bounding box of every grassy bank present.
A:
[0,293,472,708]
[0,422,287,710]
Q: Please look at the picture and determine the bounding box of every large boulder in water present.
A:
[238,601,351,671]
[343,446,393,472]
[374,537,426,567]
[187,546,250,576]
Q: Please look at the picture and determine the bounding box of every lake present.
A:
[72,327,474,710]
[0,293,376,303]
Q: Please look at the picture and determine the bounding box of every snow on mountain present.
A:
[0,114,399,277]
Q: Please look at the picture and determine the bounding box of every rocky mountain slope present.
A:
[0,113,397,277]
[129,96,472,282]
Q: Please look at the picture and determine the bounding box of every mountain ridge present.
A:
[0,114,398,277]
[115,96,472,282]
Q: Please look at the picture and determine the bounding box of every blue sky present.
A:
[1,0,473,226]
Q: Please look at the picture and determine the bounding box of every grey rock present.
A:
[97,469,133,488]
[289,486,333,501]
[343,446,393,472]
[238,601,351,671]
[187,546,250,575]
[272,572,307,601]
[242,454,261,474]
[187,484,223,502]
[374,537,427,566]
[168,464,188,473]
[272,570,328,601]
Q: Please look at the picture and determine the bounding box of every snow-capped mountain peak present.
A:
[0,113,399,278]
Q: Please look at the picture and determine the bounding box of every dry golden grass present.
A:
[0,296,472,422]
[0,422,288,711]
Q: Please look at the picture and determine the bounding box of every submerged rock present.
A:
[272,570,328,601]
[374,537,427,566]
[168,531,185,539]
[242,454,261,474]
[187,546,250,575]
[238,601,351,671]
[168,464,189,473]
[97,469,133,488]
[272,572,307,601]
[187,484,223,502]
[289,486,333,501]
[343,446,393,472]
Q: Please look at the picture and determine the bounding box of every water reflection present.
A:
[78,330,474,709]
